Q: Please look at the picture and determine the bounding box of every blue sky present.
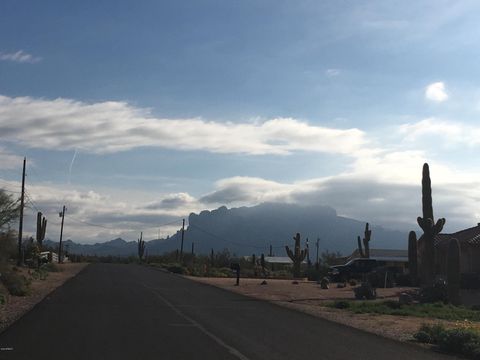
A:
[1,0,480,243]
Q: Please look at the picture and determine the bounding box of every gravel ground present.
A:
[0,263,88,333]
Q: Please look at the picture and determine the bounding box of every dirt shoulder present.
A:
[0,263,88,333]
[187,277,457,342]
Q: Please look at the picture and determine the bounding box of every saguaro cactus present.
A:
[137,232,145,261]
[36,212,47,249]
[357,223,372,258]
[447,238,461,305]
[416,163,445,286]
[286,233,307,278]
[408,231,418,285]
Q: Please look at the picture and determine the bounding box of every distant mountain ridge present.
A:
[45,203,408,257]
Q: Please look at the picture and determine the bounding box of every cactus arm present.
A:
[421,163,434,223]
[286,246,294,260]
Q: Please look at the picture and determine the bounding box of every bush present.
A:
[208,267,232,278]
[438,328,480,355]
[166,264,189,275]
[414,323,446,344]
[414,323,480,359]
[348,279,357,286]
[333,300,350,309]
[30,268,48,280]
[0,293,5,305]
[1,271,30,296]
[42,262,61,272]
[354,282,377,300]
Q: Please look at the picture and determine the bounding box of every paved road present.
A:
[0,264,457,360]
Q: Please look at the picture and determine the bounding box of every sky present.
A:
[1,0,480,244]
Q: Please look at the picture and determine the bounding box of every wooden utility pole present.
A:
[180,218,185,259]
[58,205,66,263]
[191,241,194,256]
[316,237,320,270]
[17,157,26,266]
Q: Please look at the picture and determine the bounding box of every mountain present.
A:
[43,238,137,256]
[45,203,408,257]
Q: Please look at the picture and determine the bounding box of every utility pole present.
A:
[191,241,194,256]
[17,157,26,266]
[58,205,66,263]
[316,237,320,270]
[306,237,311,268]
[180,218,185,259]
[269,244,273,257]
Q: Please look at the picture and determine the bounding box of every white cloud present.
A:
[325,68,340,77]
[425,82,448,102]
[0,50,41,64]
[0,95,367,156]
[399,118,480,147]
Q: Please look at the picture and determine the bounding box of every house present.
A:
[435,223,480,275]
[346,248,409,270]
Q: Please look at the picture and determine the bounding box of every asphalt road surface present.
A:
[0,264,458,360]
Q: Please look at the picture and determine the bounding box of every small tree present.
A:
[0,190,20,229]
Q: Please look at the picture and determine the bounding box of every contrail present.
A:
[68,149,77,184]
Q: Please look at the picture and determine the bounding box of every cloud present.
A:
[0,50,41,64]
[144,193,197,210]
[0,95,367,155]
[325,68,340,77]
[425,82,448,102]
[399,118,480,147]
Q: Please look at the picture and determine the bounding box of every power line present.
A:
[65,214,114,230]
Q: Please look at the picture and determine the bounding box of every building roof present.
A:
[349,248,408,258]
[264,256,307,264]
[435,224,480,247]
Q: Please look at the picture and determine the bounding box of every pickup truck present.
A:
[328,258,385,282]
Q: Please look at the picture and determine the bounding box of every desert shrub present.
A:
[166,264,189,275]
[42,262,61,272]
[30,268,48,280]
[414,323,480,358]
[333,300,350,309]
[1,271,30,296]
[438,328,480,355]
[208,267,232,278]
[354,282,377,300]
[414,323,446,344]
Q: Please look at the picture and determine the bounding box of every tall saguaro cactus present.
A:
[357,223,372,258]
[416,163,445,286]
[137,232,145,261]
[408,231,418,285]
[286,233,307,278]
[36,212,47,249]
[447,238,461,305]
